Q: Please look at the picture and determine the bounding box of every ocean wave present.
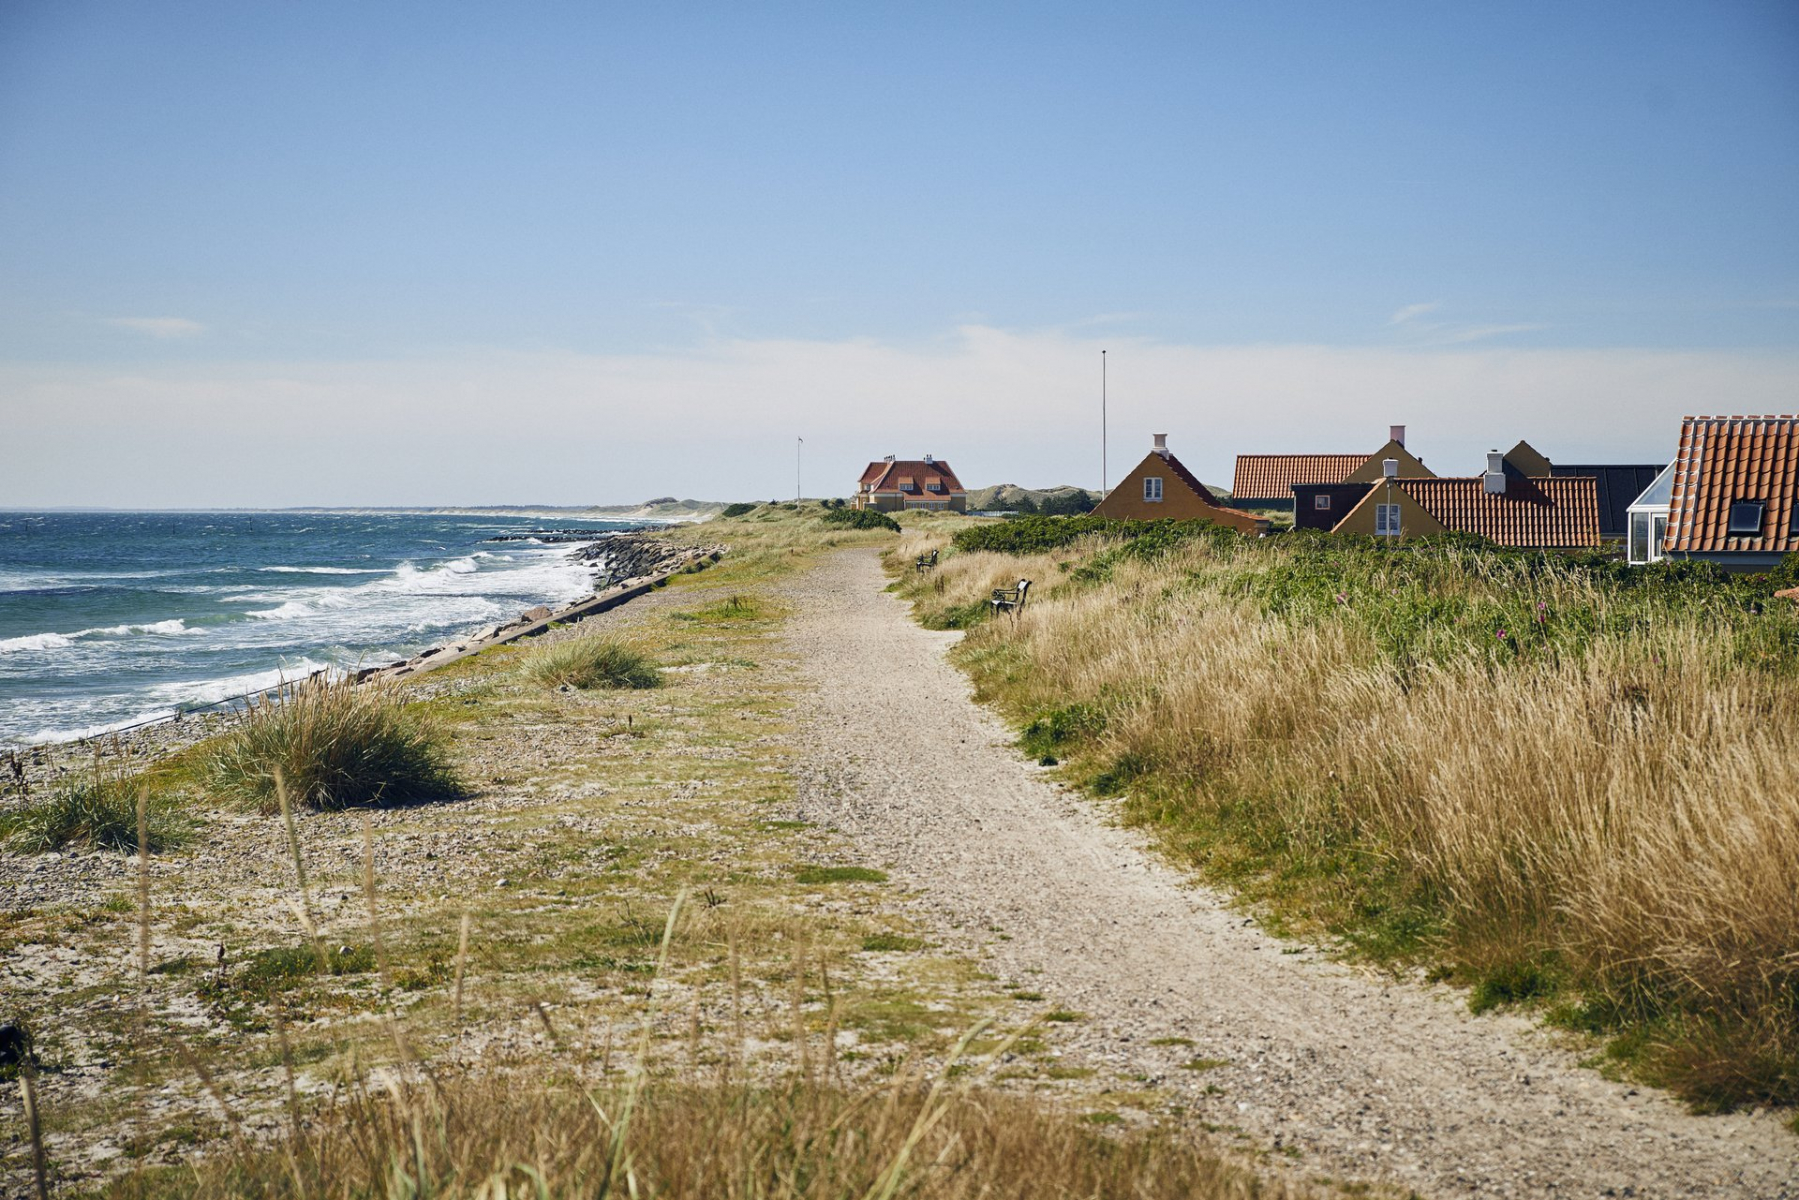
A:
[0,619,197,654]
[143,658,333,708]
[257,565,385,575]
[0,631,74,653]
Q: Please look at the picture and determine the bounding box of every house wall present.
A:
[1293,483,1373,531]
[1093,453,1266,534]
[1332,483,1447,539]
[866,491,967,512]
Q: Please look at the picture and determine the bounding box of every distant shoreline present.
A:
[0,502,726,522]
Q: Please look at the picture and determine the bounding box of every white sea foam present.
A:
[18,708,181,745]
[143,658,334,708]
[0,619,196,653]
[257,565,385,575]
[87,619,195,637]
[0,631,75,653]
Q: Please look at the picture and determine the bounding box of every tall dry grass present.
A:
[117,1070,1291,1200]
[898,531,1799,1110]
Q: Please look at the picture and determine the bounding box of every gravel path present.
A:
[785,549,1798,1200]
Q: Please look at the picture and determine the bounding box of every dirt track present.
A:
[785,549,1797,1199]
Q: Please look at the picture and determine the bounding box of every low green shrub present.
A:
[819,508,900,532]
[523,638,662,690]
[0,775,188,854]
[204,677,463,811]
[720,502,758,518]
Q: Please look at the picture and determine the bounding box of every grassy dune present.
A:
[8,507,1298,1199]
[893,518,1799,1113]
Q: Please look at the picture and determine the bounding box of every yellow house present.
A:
[1092,434,1269,535]
[1333,452,1600,548]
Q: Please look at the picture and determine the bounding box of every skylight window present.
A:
[1728,500,1764,536]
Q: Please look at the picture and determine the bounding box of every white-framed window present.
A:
[1375,503,1401,537]
[1314,494,1331,511]
[1143,476,1163,502]
[1728,500,1764,536]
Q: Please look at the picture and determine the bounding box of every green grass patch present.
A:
[1181,1058,1230,1072]
[1042,1010,1083,1023]
[860,933,925,952]
[1044,1064,1096,1080]
[794,865,889,885]
[673,594,764,622]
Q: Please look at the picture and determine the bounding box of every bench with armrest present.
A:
[914,548,939,572]
[990,578,1031,615]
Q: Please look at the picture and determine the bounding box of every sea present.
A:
[0,511,650,747]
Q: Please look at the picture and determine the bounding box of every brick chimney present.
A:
[1153,433,1169,459]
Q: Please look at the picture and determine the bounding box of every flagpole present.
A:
[1101,350,1108,494]
[796,437,803,502]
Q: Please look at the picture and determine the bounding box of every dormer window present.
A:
[1314,494,1331,511]
[1728,500,1765,536]
[1143,477,1163,502]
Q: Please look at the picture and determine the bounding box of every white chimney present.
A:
[924,453,934,464]
[883,454,896,463]
[1484,450,1506,495]
[1153,433,1169,459]
[1390,424,1406,447]
[1383,458,1399,480]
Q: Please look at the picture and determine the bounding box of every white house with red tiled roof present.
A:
[853,455,968,513]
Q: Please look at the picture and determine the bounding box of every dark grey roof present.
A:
[1551,464,1665,540]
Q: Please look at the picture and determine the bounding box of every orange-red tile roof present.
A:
[1665,416,1799,554]
[1396,476,1600,548]
[1232,454,1368,501]
[861,459,966,495]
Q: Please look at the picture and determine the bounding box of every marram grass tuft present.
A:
[0,773,188,854]
[522,636,662,690]
[204,675,462,811]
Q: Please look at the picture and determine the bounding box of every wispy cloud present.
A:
[1387,303,1543,345]
[106,317,206,339]
[1430,322,1548,345]
[1388,302,1440,325]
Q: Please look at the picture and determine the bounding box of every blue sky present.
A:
[3,1,1797,505]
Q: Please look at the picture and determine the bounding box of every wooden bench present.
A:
[990,578,1031,616]
[914,548,939,572]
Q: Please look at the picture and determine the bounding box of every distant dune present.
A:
[964,483,1109,511]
